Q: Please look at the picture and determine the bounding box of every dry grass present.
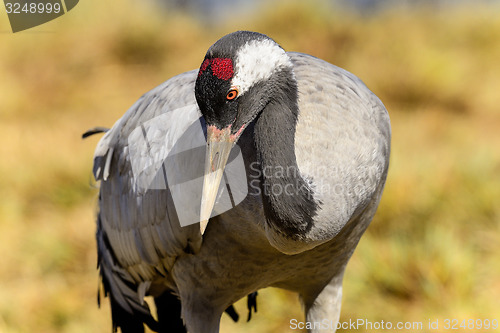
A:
[0,1,499,332]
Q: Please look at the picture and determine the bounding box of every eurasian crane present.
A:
[89,30,391,333]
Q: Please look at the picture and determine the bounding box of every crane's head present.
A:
[194,31,294,234]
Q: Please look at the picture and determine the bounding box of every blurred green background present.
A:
[0,0,499,332]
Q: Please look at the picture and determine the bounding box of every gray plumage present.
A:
[92,31,390,333]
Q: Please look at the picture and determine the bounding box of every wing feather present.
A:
[290,52,391,240]
[94,70,204,331]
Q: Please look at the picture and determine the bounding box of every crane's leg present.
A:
[179,299,222,333]
[155,292,186,333]
[301,272,344,333]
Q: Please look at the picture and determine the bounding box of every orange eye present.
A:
[226,89,238,100]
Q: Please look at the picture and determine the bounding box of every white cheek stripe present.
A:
[231,39,293,96]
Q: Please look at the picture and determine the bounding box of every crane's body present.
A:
[92,32,390,333]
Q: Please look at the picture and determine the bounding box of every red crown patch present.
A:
[198,58,233,81]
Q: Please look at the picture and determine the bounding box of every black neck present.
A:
[253,70,317,238]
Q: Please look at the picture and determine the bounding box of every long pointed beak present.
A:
[200,125,235,235]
